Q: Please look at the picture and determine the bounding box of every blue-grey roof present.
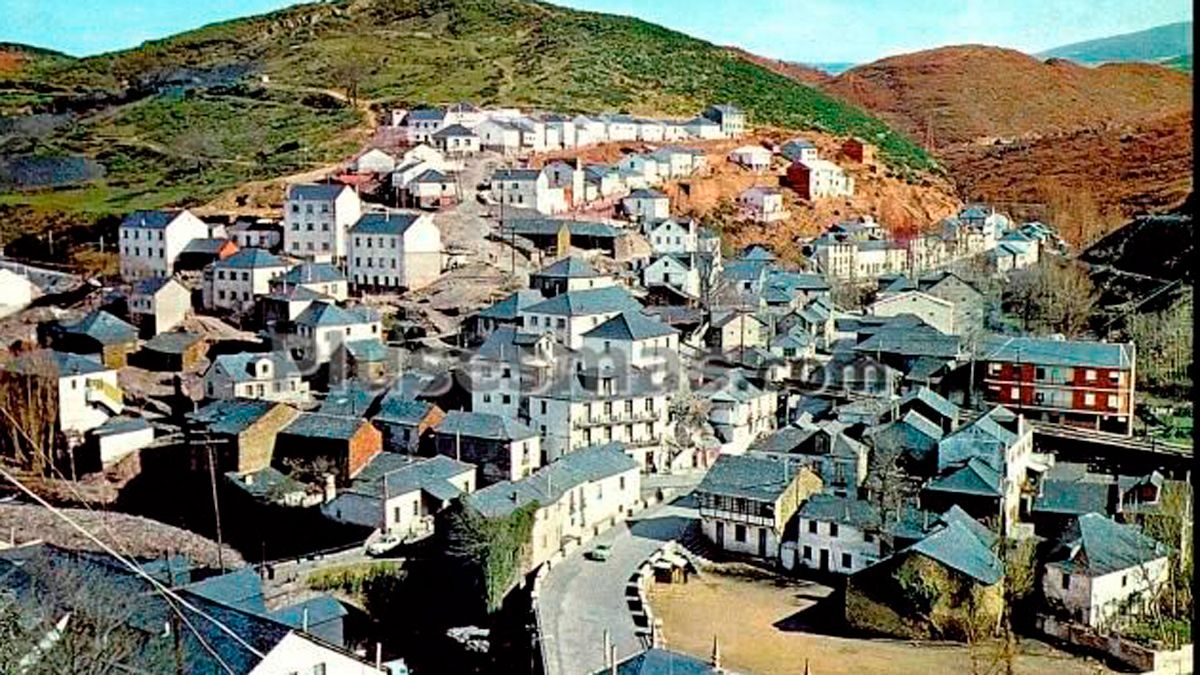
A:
[287,183,351,201]
[224,466,309,501]
[281,262,346,285]
[432,123,476,138]
[925,456,1003,497]
[605,648,721,675]
[697,454,800,502]
[742,245,776,261]
[1050,513,1169,576]
[626,188,667,199]
[318,382,383,417]
[502,218,623,240]
[63,310,137,345]
[800,494,880,530]
[476,289,545,321]
[281,413,369,441]
[436,410,536,441]
[374,396,436,426]
[698,369,765,404]
[345,454,472,504]
[980,335,1134,370]
[121,209,183,230]
[344,338,388,362]
[854,326,961,359]
[349,210,427,236]
[181,567,266,614]
[294,301,378,327]
[534,367,667,402]
[268,596,347,629]
[208,351,300,383]
[907,519,1003,584]
[406,108,446,122]
[143,331,203,355]
[9,350,108,377]
[188,399,282,436]
[899,387,959,421]
[131,275,181,296]
[92,416,152,438]
[493,167,542,181]
[535,256,602,279]
[413,168,450,184]
[524,285,642,316]
[468,445,637,518]
[582,311,678,341]
[1032,480,1111,516]
[214,248,286,270]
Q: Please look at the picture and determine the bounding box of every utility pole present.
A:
[206,444,226,573]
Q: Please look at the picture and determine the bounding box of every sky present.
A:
[0,0,1192,63]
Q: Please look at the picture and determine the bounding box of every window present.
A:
[313,665,326,675]
[1084,392,1096,406]
[734,524,746,542]
[619,476,626,490]
[864,532,875,543]
[540,401,547,415]
[483,393,492,403]
[1085,369,1097,381]
[412,502,419,516]
[1010,387,1020,400]
[807,520,817,534]
[502,394,511,405]
[1061,572,1071,590]
[841,553,852,569]
[802,546,812,560]
[1122,575,1128,587]
[1108,395,1119,409]
[1035,367,1045,379]
[828,523,839,537]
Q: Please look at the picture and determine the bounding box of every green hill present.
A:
[1038,21,1192,66]
[0,0,932,236]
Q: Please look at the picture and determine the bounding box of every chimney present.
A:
[302,607,309,633]
[324,473,337,503]
[710,634,721,669]
[375,643,382,671]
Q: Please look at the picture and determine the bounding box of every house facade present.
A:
[282,183,363,263]
[203,249,289,312]
[203,351,310,403]
[129,276,191,338]
[119,209,209,280]
[347,210,443,291]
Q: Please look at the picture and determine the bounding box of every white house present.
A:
[90,416,155,467]
[490,168,568,215]
[709,310,767,352]
[273,262,349,303]
[204,249,289,312]
[119,209,209,280]
[682,115,723,140]
[282,183,363,263]
[580,310,680,371]
[643,254,702,298]
[698,369,777,453]
[649,147,705,179]
[0,269,36,319]
[870,290,956,335]
[443,101,486,129]
[793,494,882,574]
[322,454,476,540]
[737,186,788,223]
[789,159,854,199]
[602,114,640,142]
[347,210,443,291]
[646,218,698,255]
[349,148,396,174]
[572,115,608,146]
[728,145,773,172]
[129,276,190,337]
[404,108,447,144]
[469,327,558,421]
[635,118,666,142]
[780,138,819,164]
[528,256,614,297]
[703,104,747,138]
[229,218,282,252]
[202,351,310,403]
[520,285,643,349]
[291,301,383,366]
[475,119,524,155]
[7,351,123,439]
[617,154,662,187]
[431,123,481,156]
[622,188,669,222]
[1042,513,1170,628]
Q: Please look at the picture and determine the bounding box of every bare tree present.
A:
[331,50,367,108]
[0,352,63,476]
[1005,259,1098,337]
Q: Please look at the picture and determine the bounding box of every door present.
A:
[819,549,829,572]
[758,528,767,557]
[715,521,725,548]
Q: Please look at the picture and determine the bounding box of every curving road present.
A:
[538,498,698,675]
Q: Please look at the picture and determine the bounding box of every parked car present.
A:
[366,533,402,557]
[585,543,612,561]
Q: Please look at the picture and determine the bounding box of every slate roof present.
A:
[344,455,473,502]
[698,369,765,404]
[131,275,181,296]
[493,168,542,181]
[182,567,266,614]
[413,168,451,184]
[281,413,368,441]
[925,456,1003,497]
[214,248,286,270]
[182,238,232,255]
[854,326,961,359]
[209,351,300,383]
[268,596,347,629]
[980,335,1134,370]
[899,387,959,421]
[476,289,545,321]
[606,648,721,675]
[582,311,678,341]
[92,416,152,438]
[142,331,203,355]
[907,519,1003,584]
[188,399,281,435]
[503,218,623,240]
[349,210,427,236]
[468,444,637,518]
[1032,480,1111,516]
[225,466,310,501]
[406,108,446,122]
[121,209,184,229]
[800,494,881,530]
[432,123,477,138]
[524,285,642,316]
[281,262,346,285]
[8,349,108,377]
[287,183,351,201]
[627,188,667,199]
[1050,513,1169,576]
[318,382,383,417]
[535,256,602,279]
[697,453,799,502]
[436,410,536,441]
[935,504,999,548]
[344,338,388,362]
[374,396,436,426]
[742,245,776,261]
[62,310,137,345]
[534,367,666,402]
[294,301,378,327]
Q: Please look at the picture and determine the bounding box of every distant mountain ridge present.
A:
[1038,21,1192,67]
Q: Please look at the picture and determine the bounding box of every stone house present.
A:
[434,410,542,486]
[274,413,383,485]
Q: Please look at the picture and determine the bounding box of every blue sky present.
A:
[0,0,1191,63]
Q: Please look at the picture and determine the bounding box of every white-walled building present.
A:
[683,116,723,139]
[291,301,383,366]
[282,183,363,263]
[490,167,570,215]
[404,108,447,144]
[203,249,288,312]
[119,209,209,280]
[703,104,747,138]
[7,351,122,439]
[780,138,819,164]
[0,269,36,319]
[322,454,476,540]
[202,351,310,403]
[431,124,481,156]
[273,262,349,303]
[793,494,882,574]
[646,218,698,255]
[128,276,190,337]
[520,285,643,349]
[788,159,854,199]
[728,145,773,172]
[737,186,788,223]
[580,311,680,371]
[870,290,956,335]
[643,254,702,298]
[699,369,777,453]
[347,210,443,291]
[623,188,670,222]
[349,148,396,174]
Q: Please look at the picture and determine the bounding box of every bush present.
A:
[307,561,402,598]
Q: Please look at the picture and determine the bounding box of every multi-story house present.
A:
[520,285,643,349]
[702,103,747,137]
[749,419,869,495]
[870,290,956,335]
[728,145,772,171]
[528,256,614,297]
[128,276,190,338]
[811,238,908,281]
[118,209,209,280]
[6,350,123,440]
[282,183,363,263]
[646,218,699,255]
[698,369,778,453]
[696,454,822,560]
[229,217,283,252]
[434,410,542,485]
[580,310,680,371]
[272,262,349,302]
[475,118,524,155]
[978,336,1136,434]
[490,167,569,215]
[616,154,662,187]
[622,188,670,222]
[737,186,788,223]
[683,115,723,139]
[648,147,705,179]
[404,108,447,144]
[526,367,671,469]
[202,351,310,403]
[203,249,289,313]
[347,210,443,292]
[779,138,818,163]
[786,159,854,199]
[642,254,702,299]
[793,494,883,574]
[469,326,559,421]
[290,301,383,366]
[431,124,481,156]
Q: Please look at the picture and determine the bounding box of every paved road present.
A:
[538,499,698,675]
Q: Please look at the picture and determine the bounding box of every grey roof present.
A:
[120,209,183,230]
[606,648,721,675]
[92,416,152,438]
[208,351,300,383]
[697,454,801,502]
[1032,480,1111,516]
[432,123,477,138]
[535,256,602,279]
[534,367,667,402]
[344,338,388,362]
[854,326,961,359]
[8,350,108,377]
[925,456,1003,497]
[699,369,765,404]
[374,396,436,426]
[476,289,545,321]
[182,567,266,614]
[131,275,180,296]
[980,335,1134,370]
[413,168,451,184]
[907,519,1003,584]
[182,238,231,255]
[346,455,473,501]
[800,494,880,530]
[743,245,776,261]
[899,387,959,421]
[468,445,637,518]
[142,331,203,355]
[294,301,378,327]
[1050,513,1168,576]
[626,188,667,199]
[524,285,642,316]
[493,168,542,181]
[189,399,281,436]
[349,210,426,236]
[287,183,351,201]
[268,596,347,629]
[503,218,623,240]
[436,410,536,441]
[214,249,286,270]
[281,262,346,285]
[262,285,331,303]
[582,311,678,341]
[62,310,137,345]
[406,108,446,122]
[318,382,383,417]
[281,413,368,441]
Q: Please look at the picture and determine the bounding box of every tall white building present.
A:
[346,210,443,291]
[282,183,363,263]
[118,209,209,280]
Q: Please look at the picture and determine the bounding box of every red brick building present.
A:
[274,412,383,484]
[841,137,876,165]
[978,336,1135,435]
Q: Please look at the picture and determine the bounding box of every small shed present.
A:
[55,310,139,369]
[85,416,155,471]
[140,331,208,371]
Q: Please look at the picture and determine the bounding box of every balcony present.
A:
[85,379,124,414]
[573,409,661,428]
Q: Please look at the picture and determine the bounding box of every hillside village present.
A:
[0,84,1192,675]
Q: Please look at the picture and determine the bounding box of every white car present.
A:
[366,534,402,557]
